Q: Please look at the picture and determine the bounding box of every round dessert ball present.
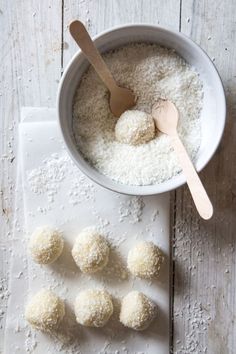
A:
[74,289,113,327]
[25,289,65,331]
[120,291,157,330]
[29,227,64,264]
[72,228,109,273]
[127,241,164,279]
[115,110,155,145]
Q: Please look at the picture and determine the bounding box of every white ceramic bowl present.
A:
[57,24,226,195]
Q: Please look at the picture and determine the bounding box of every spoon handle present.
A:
[69,20,117,92]
[171,135,213,220]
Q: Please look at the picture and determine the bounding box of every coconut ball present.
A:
[25,289,65,331]
[72,228,109,273]
[120,291,157,330]
[115,110,155,145]
[74,289,113,327]
[127,241,164,279]
[29,227,64,264]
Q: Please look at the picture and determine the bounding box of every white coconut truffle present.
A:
[127,241,164,279]
[29,227,64,264]
[25,289,65,331]
[72,228,109,273]
[74,289,113,327]
[120,291,157,330]
[115,110,155,145]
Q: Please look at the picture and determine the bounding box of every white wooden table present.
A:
[0,1,235,353]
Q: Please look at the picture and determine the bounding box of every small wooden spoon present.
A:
[69,20,136,117]
[152,99,213,220]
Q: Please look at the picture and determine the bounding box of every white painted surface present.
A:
[1,1,236,353]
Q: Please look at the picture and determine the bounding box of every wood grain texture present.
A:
[173,0,236,353]
[62,0,181,67]
[1,0,236,353]
[0,0,62,351]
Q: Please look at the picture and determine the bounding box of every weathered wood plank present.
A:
[173,1,236,353]
[63,0,181,67]
[0,0,62,350]
[2,0,235,352]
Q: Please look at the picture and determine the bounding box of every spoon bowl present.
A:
[152,100,178,135]
[152,99,213,220]
[69,20,136,117]
[110,86,136,117]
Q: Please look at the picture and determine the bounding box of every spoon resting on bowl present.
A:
[152,99,213,220]
[69,20,136,117]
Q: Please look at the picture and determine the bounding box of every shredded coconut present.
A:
[118,196,145,223]
[127,241,164,279]
[24,329,37,353]
[27,152,95,205]
[73,43,203,186]
[120,291,157,330]
[29,227,64,265]
[71,227,109,273]
[27,153,69,202]
[174,302,211,353]
[115,110,155,145]
[74,289,113,327]
[25,289,65,332]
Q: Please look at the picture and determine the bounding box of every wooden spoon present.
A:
[152,99,213,220]
[69,20,136,117]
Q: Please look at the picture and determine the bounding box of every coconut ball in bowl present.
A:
[115,110,156,145]
[57,24,226,195]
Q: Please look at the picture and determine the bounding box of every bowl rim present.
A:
[57,23,226,196]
